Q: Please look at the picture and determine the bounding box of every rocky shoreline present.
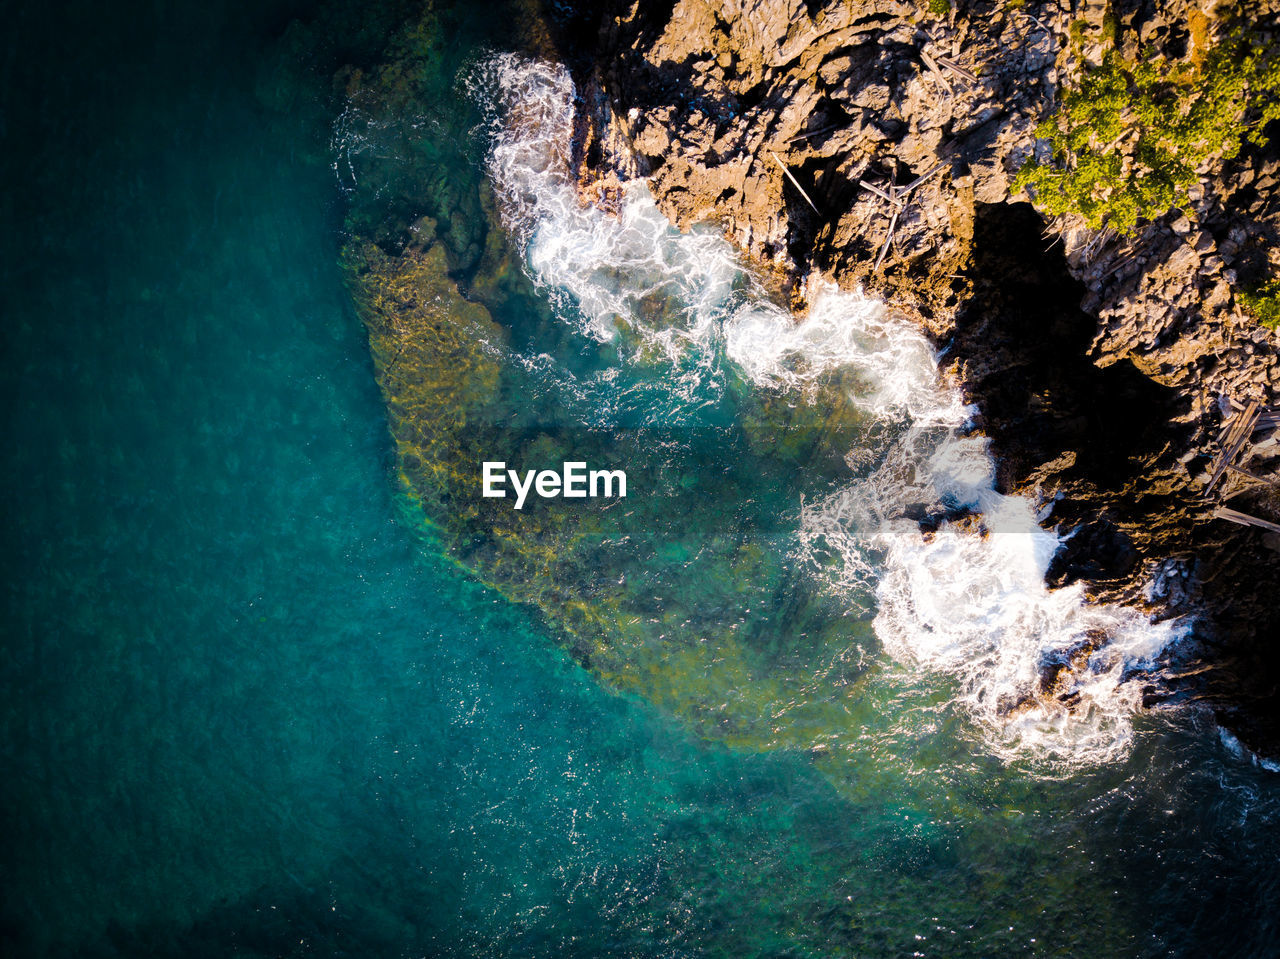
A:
[555,0,1280,753]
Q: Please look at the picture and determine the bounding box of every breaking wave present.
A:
[468,52,1191,765]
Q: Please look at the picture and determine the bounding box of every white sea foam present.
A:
[472,57,737,356]
[724,279,972,425]
[1221,728,1280,774]
[470,53,1191,765]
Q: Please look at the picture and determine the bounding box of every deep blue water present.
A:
[3,2,1280,958]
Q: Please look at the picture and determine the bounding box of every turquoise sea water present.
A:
[3,2,1280,957]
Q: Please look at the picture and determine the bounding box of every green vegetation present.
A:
[1101,11,1119,49]
[925,0,950,18]
[1240,279,1280,330]
[1016,33,1280,233]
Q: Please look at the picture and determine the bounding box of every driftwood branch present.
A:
[1020,10,1053,35]
[859,159,948,273]
[1214,506,1280,535]
[769,150,820,214]
[935,55,978,84]
[858,179,899,206]
[786,124,840,144]
[902,160,947,195]
[1205,399,1262,495]
[1226,463,1280,488]
[919,50,953,95]
[861,158,946,207]
[874,206,900,273]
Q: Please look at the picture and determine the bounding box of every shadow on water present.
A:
[952,202,1192,585]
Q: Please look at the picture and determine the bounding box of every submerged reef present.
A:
[346,212,886,755]
[337,7,891,757]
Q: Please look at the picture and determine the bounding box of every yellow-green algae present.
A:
[343,216,882,754]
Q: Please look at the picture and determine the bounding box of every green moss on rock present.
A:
[1240,279,1280,331]
[1016,33,1280,233]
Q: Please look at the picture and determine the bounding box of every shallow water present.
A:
[3,2,1280,958]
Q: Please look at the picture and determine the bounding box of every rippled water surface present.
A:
[3,2,1279,957]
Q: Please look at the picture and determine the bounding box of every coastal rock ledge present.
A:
[557,0,1280,754]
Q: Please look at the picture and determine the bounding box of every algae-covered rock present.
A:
[344,217,877,752]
